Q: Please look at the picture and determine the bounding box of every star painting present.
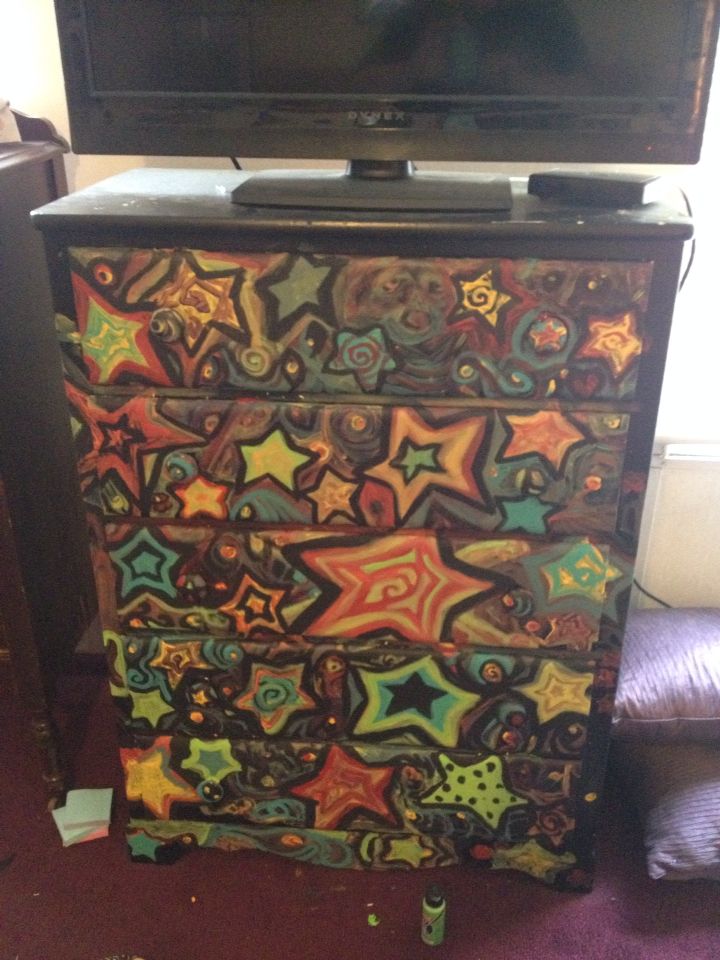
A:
[578,311,643,378]
[500,410,588,476]
[355,656,478,746]
[516,660,594,724]
[239,428,313,492]
[121,739,199,819]
[299,533,497,643]
[219,572,287,635]
[367,408,486,520]
[67,385,202,506]
[290,745,396,830]
[234,662,316,735]
[420,753,526,829]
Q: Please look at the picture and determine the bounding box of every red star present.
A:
[68,383,201,503]
[501,410,587,476]
[290,745,396,829]
[300,533,495,643]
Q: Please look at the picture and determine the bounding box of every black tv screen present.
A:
[55,0,720,164]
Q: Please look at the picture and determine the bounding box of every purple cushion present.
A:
[612,608,720,741]
[614,741,720,881]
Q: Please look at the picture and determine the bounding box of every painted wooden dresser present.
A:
[33,169,691,889]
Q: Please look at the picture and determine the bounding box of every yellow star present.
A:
[367,408,486,519]
[502,411,586,475]
[307,469,357,523]
[492,840,576,881]
[516,660,593,724]
[122,739,198,818]
[176,476,229,520]
[460,270,511,326]
[240,428,311,492]
[578,310,643,377]
[385,835,433,867]
[130,689,174,726]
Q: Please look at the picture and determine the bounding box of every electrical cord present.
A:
[230,157,243,170]
[632,578,672,608]
[678,186,695,291]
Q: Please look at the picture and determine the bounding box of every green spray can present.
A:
[421,884,446,946]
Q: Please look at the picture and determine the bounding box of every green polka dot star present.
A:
[420,753,526,829]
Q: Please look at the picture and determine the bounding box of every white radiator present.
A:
[633,442,720,608]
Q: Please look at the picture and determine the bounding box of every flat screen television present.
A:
[53,0,720,209]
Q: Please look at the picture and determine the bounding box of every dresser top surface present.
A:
[31,167,693,242]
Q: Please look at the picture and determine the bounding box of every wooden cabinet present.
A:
[0,140,95,798]
[33,169,690,887]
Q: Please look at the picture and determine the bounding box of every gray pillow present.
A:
[612,607,720,741]
[614,741,720,881]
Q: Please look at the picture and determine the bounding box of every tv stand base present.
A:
[231,165,512,212]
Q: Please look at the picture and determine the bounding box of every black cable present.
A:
[230,157,243,170]
[678,186,695,291]
[632,578,672,608]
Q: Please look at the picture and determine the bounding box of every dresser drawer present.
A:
[70,385,629,536]
[64,247,652,401]
[98,523,617,651]
[106,630,595,753]
[120,734,583,864]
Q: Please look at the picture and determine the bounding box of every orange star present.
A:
[307,469,357,523]
[501,411,587,475]
[578,311,643,378]
[300,533,496,643]
[219,572,287,635]
[153,260,241,349]
[290,745,396,829]
[367,408,486,519]
[176,476,229,519]
[149,640,211,689]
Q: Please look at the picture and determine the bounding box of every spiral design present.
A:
[165,452,199,483]
[366,566,418,604]
[150,308,183,342]
[239,346,274,378]
[328,406,383,464]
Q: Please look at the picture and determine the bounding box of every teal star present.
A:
[268,257,332,321]
[181,738,243,781]
[127,828,166,861]
[542,541,609,605]
[327,327,397,391]
[110,528,180,600]
[355,656,478,747]
[498,496,556,535]
[389,439,442,483]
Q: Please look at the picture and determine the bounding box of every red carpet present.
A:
[2,663,719,960]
